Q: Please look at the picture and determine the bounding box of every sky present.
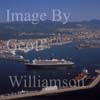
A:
[0,0,100,22]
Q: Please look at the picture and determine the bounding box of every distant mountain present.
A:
[0,20,62,34]
[0,19,100,39]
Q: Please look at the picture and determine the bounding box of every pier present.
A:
[0,70,100,100]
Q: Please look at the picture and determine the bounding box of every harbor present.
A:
[0,39,100,99]
[0,0,100,100]
[0,41,100,99]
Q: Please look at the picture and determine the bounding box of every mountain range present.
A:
[0,19,100,39]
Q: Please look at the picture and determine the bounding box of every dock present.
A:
[0,70,100,100]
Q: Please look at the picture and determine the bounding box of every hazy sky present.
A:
[0,0,100,22]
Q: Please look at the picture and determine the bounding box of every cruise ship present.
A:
[25,59,74,68]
